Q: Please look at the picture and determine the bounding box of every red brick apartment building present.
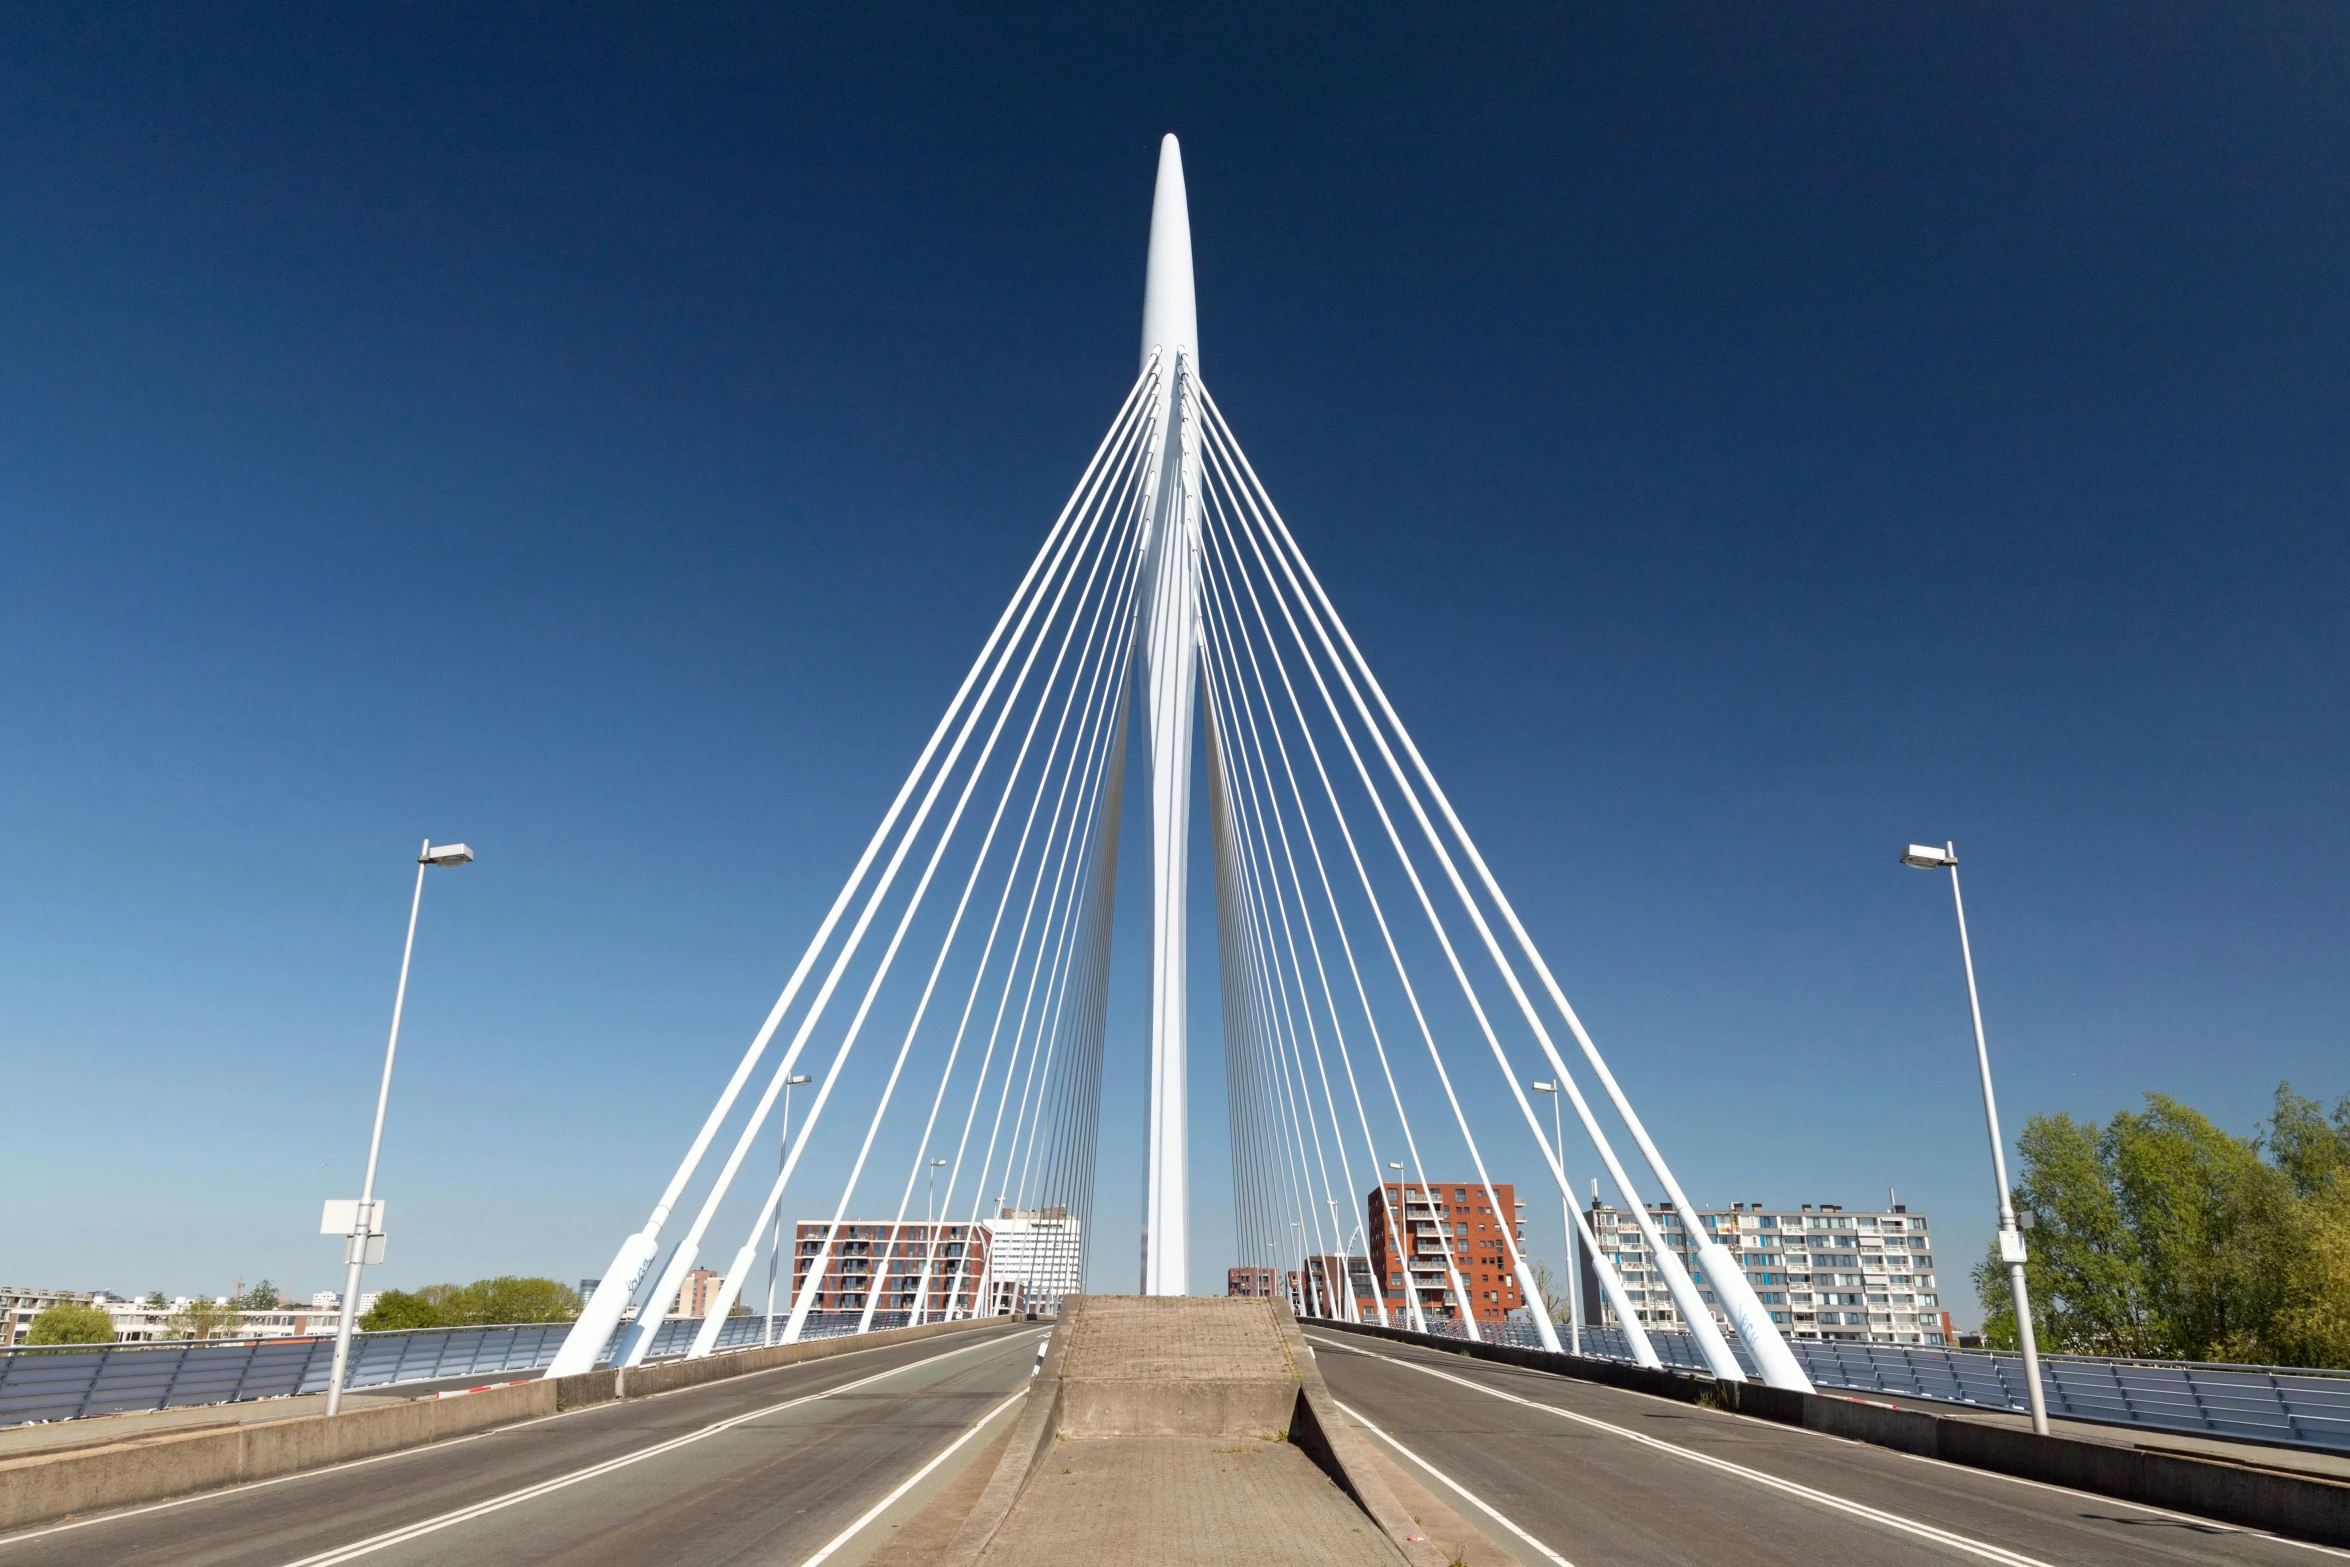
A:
[791,1220,993,1316]
[1227,1266,1276,1298]
[1367,1180,1527,1324]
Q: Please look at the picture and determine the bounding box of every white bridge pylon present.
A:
[543,136,1813,1395]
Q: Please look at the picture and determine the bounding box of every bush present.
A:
[360,1289,448,1331]
[360,1277,582,1331]
[25,1303,115,1345]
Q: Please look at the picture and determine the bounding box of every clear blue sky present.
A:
[3,6,2346,1327]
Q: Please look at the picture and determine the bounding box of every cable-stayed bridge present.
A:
[539,133,1811,1397]
[5,139,2335,1567]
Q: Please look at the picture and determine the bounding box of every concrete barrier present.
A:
[934,1298,1446,1567]
[1310,1317,2350,1549]
[0,1380,554,1534]
[934,1313,1073,1565]
[0,1313,1022,1534]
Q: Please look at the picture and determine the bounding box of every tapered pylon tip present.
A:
[1140,134,1197,375]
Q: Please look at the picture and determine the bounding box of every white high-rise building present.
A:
[1578,1199,1946,1346]
[989,1207,1083,1315]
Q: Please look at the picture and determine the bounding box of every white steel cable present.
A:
[1196,546,1389,1322]
[636,369,1154,1362]
[1202,605,1354,1313]
[547,364,1158,1379]
[667,388,1155,1359]
[1191,440,1481,1337]
[778,452,1151,1340]
[749,450,1145,1346]
[1233,402,1804,1385]
[1198,423,1575,1349]
[907,423,1156,1322]
[1201,400,1695,1369]
[1194,429,1555,1349]
[1198,522,1405,1324]
[771,450,1141,1346]
[832,455,1151,1337]
[1203,661,1352,1308]
[937,515,1151,1319]
[1196,461,1478,1328]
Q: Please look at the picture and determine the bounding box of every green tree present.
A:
[237,1280,281,1310]
[2263,1083,2350,1200]
[1973,1111,2152,1356]
[359,1278,581,1331]
[2109,1095,2296,1361]
[1523,1258,1576,1323]
[436,1277,582,1325]
[360,1289,447,1330]
[144,1291,166,1309]
[25,1303,116,1345]
[2272,1174,2350,1368]
[1977,1085,2350,1366]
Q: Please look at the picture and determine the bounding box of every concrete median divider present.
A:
[1309,1316,2350,1549]
[931,1297,1449,1567]
[0,1313,1021,1535]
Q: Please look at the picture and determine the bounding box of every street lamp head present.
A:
[1531,1081,1557,1094]
[931,1158,948,1168]
[1387,1162,1404,1172]
[420,843,475,868]
[1900,843,1956,869]
[785,1073,813,1086]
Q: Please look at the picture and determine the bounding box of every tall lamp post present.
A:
[762,1073,814,1347]
[921,1157,946,1322]
[325,839,473,1416]
[1530,1082,1582,1356]
[1901,841,2049,1435]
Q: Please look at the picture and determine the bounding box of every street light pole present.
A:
[763,1073,813,1347]
[326,839,472,1416]
[1903,841,2049,1435]
[923,1158,946,1323]
[1532,1082,1582,1356]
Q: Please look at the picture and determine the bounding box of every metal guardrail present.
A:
[1312,1313,2350,1454]
[0,1311,915,1427]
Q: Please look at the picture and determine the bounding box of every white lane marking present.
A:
[792,1386,1027,1566]
[0,1329,1033,1554]
[1331,1397,1573,1566]
[1312,1336,2058,1567]
[271,1331,1046,1567]
[1310,1334,2350,1563]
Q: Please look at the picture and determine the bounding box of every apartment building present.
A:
[5,1289,366,1346]
[1365,1181,1529,1324]
[790,1220,995,1316]
[1296,1254,1380,1319]
[1226,1266,1276,1298]
[676,1268,725,1319]
[1576,1199,1945,1346]
[989,1207,1082,1315]
[1,1287,95,1346]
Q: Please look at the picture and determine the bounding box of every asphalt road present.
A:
[1306,1328,2342,1567]
[0,1322,1044,1567]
